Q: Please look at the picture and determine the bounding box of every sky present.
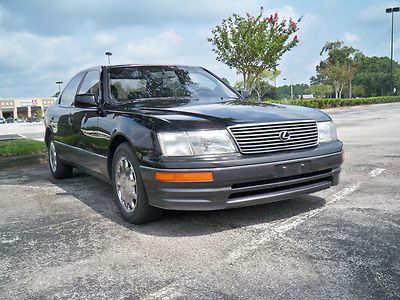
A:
[0,0,399,98]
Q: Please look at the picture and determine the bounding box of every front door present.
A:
[69,70,106,174]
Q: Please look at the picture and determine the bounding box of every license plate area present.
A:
[274,161,311,177]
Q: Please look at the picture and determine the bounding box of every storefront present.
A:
[0,98,56,120]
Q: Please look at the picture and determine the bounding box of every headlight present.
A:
[317,121,338,143]
[158,130,237,156]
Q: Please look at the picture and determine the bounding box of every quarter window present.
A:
[59,73,84,106]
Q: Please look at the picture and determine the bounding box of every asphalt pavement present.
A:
[0,103,399,299]
[0,121,44,141]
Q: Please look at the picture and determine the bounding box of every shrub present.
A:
[268,96,400,108]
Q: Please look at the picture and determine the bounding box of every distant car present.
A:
[0,117,6,124]
[45,64,343,224]
[16,118,24,123]
[6,117,14,123]
[27,117,41,123]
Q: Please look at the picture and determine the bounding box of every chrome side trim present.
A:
[54,141,107,159]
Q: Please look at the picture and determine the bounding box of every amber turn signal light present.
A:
[155,171,214,182]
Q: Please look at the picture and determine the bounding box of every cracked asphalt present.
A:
[0,103,399,299]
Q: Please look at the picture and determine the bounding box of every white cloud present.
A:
[395,38,400,50]
[359,1,399,26]
[276,11,328,85]
[125,30,183,62]
[0,0,397,97]
[344,32,361,43]
[93,33,118,47]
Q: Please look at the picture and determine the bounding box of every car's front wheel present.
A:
[48,137,73,179]
[112,143,163,224]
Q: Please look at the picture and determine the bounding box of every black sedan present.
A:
[45,65,343,224]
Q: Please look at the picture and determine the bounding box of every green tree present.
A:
[235,69,281,100]
[276,83,309,99]
[316,41,363,98]
[319,62,348,99]
[353,56,400,96]
[220,77,230,86]
[208,7,301,91]
[304,83,333,98]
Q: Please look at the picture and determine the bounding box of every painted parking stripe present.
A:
[369,168,386,178]
[228,167,388,260]
[226,183,361,264]
[0,184,62,191]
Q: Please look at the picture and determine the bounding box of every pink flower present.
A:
[293,35,299,42]
[267,15,273,23]
[290,20,297,30]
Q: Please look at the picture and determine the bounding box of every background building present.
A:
[0,98,56,119]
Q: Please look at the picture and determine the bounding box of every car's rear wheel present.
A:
[112,143,163,224]
[48,137,73,179]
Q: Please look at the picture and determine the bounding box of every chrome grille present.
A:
[228,120,319,154]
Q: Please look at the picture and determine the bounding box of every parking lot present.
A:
[0,121,44,141]
[0,103,399,299]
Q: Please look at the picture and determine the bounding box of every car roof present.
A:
[86,64,202,70]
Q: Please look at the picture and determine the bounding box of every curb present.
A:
[0,153,48,169]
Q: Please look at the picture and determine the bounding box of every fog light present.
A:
[155,171,214,182]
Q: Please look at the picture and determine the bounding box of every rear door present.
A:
[52,72,85,163]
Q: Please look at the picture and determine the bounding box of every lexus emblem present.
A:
[279,131,291,141]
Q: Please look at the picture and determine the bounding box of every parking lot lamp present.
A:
[56,81,63,93]
[105,51,112,65]
[283,77,294,99]
[386,7,399,95]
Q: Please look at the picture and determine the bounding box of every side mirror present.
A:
[74,94,97,108]
[238,90,250,99]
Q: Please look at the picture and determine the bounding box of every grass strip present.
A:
[0,139,46,157]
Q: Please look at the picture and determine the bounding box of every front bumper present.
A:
[140,150,344,211]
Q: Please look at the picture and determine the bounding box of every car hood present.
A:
[114,98,331,131]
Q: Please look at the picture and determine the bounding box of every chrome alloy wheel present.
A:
[115,156,138,213]
[49,140,57,173]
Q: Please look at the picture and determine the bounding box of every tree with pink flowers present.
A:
[208,7,301,92]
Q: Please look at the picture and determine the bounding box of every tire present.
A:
[48,137,73,179]
[112,143,163,224]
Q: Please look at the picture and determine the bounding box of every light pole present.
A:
[386,7,399,95]
[56,81,63,93]
[105,51,112,65]
[283,78,293,99]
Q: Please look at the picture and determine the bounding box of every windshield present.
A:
[108,66,238,102]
